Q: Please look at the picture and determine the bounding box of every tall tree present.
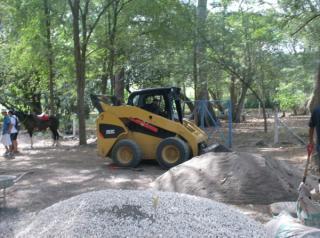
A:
[195,0,208,101]
[279,0,320,111]
[43,0,55,114]
[103,0,132,100]
[68,0,112,145]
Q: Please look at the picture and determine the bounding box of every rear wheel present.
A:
[111,139,142,167]
[156,137,189,169]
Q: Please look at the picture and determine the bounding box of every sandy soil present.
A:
[0,115,314,233]
[230,116,313,223]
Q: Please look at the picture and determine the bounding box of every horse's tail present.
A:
[53,115,59,126]
[57,129,62,139]
[54,117,61,139]
[48,115,60,140]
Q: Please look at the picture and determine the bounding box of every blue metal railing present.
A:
[182,99,233,148]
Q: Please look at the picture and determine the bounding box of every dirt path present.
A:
[0,133,163,224]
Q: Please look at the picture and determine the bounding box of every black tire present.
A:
[156,137,190,169]
[111,139,142,167]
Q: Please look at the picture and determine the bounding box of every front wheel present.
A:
[156,137,189,169]
[111,139,142,167]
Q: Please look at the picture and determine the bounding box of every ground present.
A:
[0,114,312,235]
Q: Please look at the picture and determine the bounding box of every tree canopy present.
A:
[0,0,318,143]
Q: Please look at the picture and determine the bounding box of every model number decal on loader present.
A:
[99,124,125,138]
[105,129,115,135]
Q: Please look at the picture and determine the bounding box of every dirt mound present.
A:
[151,152,302,204]
[17,189,266,238]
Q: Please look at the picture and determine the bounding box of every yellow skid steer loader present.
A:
[91,87,223,169]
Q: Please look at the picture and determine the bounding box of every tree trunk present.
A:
[107,47,115,95]
[31,93,42,114]
[69,0,112,144]
[234,84,248,123]
[193,40,198,98]
[107,1,119,95]
[261,102,268,133]
[69,0,86,145]
[101,56,108,95]
[180,93,195,113]
[229,75,237,118]
[44,0,55,115]
[193,0,218,126]
[309,62,320,112]
[77,58,87,145]
[208,88,224,113]
[114,67,125,102]
[195,0,208,101]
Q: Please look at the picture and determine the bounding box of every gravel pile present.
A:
[151,152,301,204]
[0,210,33,238]
[17,189,266,237]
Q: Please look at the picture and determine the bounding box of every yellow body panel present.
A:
[96,104,208,159]
[128,132,162,160]
[96,113,128,157]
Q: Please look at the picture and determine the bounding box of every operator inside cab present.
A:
[143,97,161,115]
[150,98,160,114]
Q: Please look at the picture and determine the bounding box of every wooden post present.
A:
[274,105,279,145]
[258,102,261,118]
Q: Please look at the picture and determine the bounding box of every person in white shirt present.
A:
[8,110,19,154]
[1,109,13,157]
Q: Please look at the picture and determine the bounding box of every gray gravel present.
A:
[0,209,33,238]
[16,189,266,238]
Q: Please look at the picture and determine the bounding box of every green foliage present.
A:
[275,82,307,111]
[0,0,318,134]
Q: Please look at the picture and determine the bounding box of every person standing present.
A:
[309,106,320,171]
[1,109,13,158]
[8,110,19,154]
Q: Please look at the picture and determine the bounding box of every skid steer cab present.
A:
[91,87,209,169]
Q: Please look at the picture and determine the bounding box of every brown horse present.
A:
[14,111,60,148]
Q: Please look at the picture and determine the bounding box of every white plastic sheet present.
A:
[265,212,320,238]
[297,183,320,228]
